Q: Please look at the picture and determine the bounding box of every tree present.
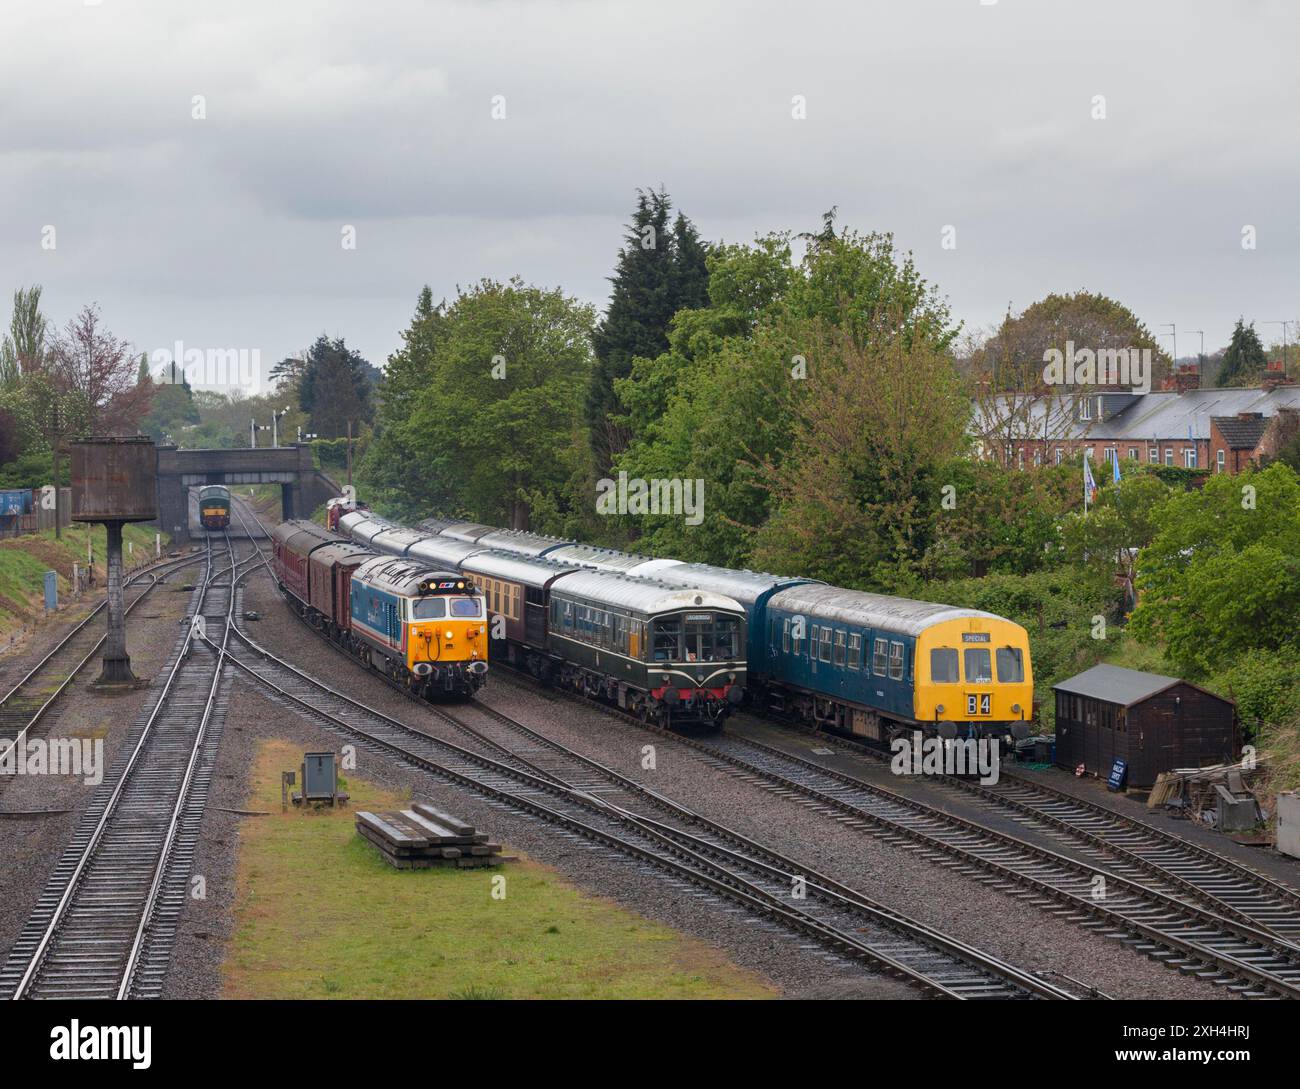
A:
[46,304,150,436]
[613,222,956,569]
[1057,470,1171,583]
[297,335,375,438]
[966,291,1172,466]
[358,278,595,529]
[1216,317,1268,387]
[586,188,708,468]
[0,285,49,387]
[1128,464,1300,675]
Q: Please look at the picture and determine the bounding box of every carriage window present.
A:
[809,625,819,660]
[930,648,959,683]
[847,633,861,670]
[449,597,483,618]
[873,638,888,676]
[888,642,904,681]
[996,647,1024,683]
[819,628,832,663]
[564,602,573,630]
[833,630,846,666]
[782,619,790,654]
[652,618,683,661]
[411,597,446,619]
[792,622,803,658]
[963,647,992,684]
[713,616,740,660]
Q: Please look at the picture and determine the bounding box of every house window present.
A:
[1149,447,1158,463]
[1128,447,1138,460]
[1032,449,1042,466]
[1164,448,1173,465]
[1054,447,1063,465]
[1184,448,1196,468]
[1216,449,1226,472]
[1080,399,1092,421]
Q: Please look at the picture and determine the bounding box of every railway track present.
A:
[607,722,1300,998]
[0,536,257,1000]
[225,506,1087,998]
[0,550,207,780]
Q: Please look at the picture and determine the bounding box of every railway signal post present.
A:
[70,436,159,685]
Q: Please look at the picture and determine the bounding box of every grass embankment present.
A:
[222,739,775,1000]
[0,523,167,638]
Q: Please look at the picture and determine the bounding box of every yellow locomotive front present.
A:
[404,575,489,688]
[913,616,1033,739]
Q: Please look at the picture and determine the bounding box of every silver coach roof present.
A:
[661,563,814,606]
[417,517,459,534]
[407,536,487,569]
[344,514,396,544]
[370,526,434,555]
[440,521,497,543]
[550,569,744,616]
[460,549,582,589]
[475,529,572,557]
[767,584,1003,638]
[544,543,658,572]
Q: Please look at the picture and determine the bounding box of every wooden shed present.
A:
[1052,664,1235,788]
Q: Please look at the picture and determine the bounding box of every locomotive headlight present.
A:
[936,704,945,714]
[1012,703,1022,714]
[445,630,454,639]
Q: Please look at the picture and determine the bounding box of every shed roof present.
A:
[1053,664,1185,706]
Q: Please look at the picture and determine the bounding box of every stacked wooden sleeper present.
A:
[356,802,510,869]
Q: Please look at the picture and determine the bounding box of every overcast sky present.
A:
[3,0,1298,391]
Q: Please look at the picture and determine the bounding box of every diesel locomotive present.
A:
[334,506,1033,745]
[197,484,231,531]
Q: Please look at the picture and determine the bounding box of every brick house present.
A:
[972,377,1300,474]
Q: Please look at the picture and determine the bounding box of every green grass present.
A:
[221,739,775,1000]
[0,523,168,635]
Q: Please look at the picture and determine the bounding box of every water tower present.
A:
[71,436,158,685]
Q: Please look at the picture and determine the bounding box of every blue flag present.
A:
[1112,452,1121,483]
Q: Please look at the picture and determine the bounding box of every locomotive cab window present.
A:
[450,596,483,619]
[653,617,682,661]
[995,646,1024,683]
[410,597,447,620]
[963,647,992,684]
[930,648,959,683]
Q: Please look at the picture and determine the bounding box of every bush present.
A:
[1205,648,1300,743]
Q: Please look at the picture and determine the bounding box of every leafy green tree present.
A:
[1129,463,1300,674]
[298,335,376,438]
[359,278,595,529]
[1057,470,1171,583]
[587,188,708,468]
[0,285,49,388]
[613,224,957,570]
[1216,318,1268,387]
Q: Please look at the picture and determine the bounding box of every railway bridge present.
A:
[155,444,341,540]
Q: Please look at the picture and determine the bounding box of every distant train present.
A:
[334,507,1033,745]
[198,485,231,530]
[272,520,489,698]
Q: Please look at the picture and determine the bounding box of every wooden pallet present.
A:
[355,804,511,869]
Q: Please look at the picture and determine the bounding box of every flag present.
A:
[1083,455,1098,506]
[1112,452,1121,483]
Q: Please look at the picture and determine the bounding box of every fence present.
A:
[0,488,73,538]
